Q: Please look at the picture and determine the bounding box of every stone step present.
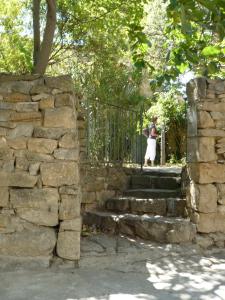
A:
[104,197,186,217]
[131,175,181,190]
[83,211,196,244]
[141,167,182,178]
[124,188,181,199]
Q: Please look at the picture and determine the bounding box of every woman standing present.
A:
[144,117,158,167]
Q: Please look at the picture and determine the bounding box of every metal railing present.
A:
[85,99,144,165]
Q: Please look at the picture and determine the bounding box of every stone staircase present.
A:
[83,167,196,244]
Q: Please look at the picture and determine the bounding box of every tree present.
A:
[0,0,33,73]
[164,0,225,79]
[32,0,56,74]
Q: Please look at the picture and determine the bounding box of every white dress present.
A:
[144,123,157,161]
[145,138,156,161]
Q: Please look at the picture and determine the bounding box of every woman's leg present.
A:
[144,138,150,166]
[149,139,156,167]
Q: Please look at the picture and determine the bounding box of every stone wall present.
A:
[0,74,80,264]
[80,164,132,212]
[187,77,225,248]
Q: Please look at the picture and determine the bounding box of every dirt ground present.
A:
[1,234,225,300]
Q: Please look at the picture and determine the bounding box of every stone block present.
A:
[81,192,96,204]
[198,129,225,137]
[0,188,9,207]
[187,137,217,162]
[217,184,225,205]
[56,231,80,260]
[10,188,59,226]
[186,78,207,102]
[4,93,31,102]
[31,93,51,101]
[215,120,225,129]
[9,111,42,123]
[41,162,79,187]
[1,159,15,172]
[211,112,225,120]
[0,121,16,129]
[7,124,34,138]
[28,138,57,154]
[45,75,74,92]
[0,148,13,160]
[85,180,105,192]
[0,226,56,256]
[189,182,217,213]
[59,133,77,148]
[96,190,116,202]
[215,81,225,93]
[197,212,225,233]
[16,102,39,112]
[16,157,29,171]
[188,163,225,184]
[59,218,82,232]
[0,110,12,122]
[7,137,27,149]
[195,234,214,249]
[197,111,214,128]
[197,213,216,233]
[29,162,40,176]
[44,107,76,129]
[0,102,16,110]
[0,171,37,187]
[0,128,7,136]
[33,127,67,139]
[39,97,55,109]
[59,194,80,220]
[15,150,54,162]
[0,137,7,148]
[0,215,17,233]
[53,148,79,161]
[198,102,225,112]
[55,94,74,107]
[59,185,78,195]
[30,85,51,95]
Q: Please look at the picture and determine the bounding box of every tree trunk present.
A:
[33,0,41,66]
[33,0,56,75]
[160,124,166,165]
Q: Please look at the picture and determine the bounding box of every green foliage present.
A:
[48,0,148,107]
[0,0,32,73]
[162,0,225,81]
[145,90,186,129]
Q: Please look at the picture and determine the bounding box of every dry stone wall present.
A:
[187,77,225,248]
[0,74,80,263]
[80,164,132,212]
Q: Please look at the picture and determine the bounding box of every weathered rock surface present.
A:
[0,224,56,256]
[0,75,80,262]
[10,188,59,226]
[28,138,57,154]
[0,171,37,187]
[59,194,80,220]
[44,107,76,129]
[41,162,79,187]
[56,231,80,260]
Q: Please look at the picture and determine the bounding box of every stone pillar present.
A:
[0,74,80,263]
[187,77,225,246]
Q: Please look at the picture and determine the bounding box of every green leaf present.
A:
[177,62,188,73]
[207,61,219,74]
[201,46,221,56]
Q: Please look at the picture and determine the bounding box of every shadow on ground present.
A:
[0,234,225,300]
